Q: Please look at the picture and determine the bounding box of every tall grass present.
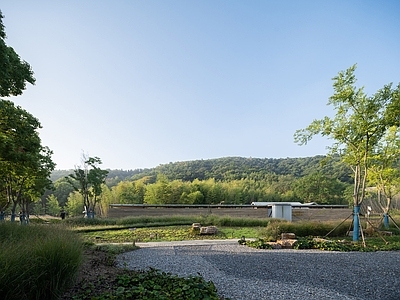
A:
[63,215,272,228]
[260,220,351,241]
[0,223,83,300]
[197,215,270,227]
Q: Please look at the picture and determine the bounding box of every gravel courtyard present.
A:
[117,240,400,300]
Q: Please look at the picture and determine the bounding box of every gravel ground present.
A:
[117,241,400,300]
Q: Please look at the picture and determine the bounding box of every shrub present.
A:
[0,223,83,299]
[78,268,223,300]
[260,220,350,241]
[64,216,117,226]
[294,237,369,251]
[238,238,273,249]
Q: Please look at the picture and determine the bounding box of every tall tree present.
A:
[113,181,143,204]
[0,10,35,97]
[53,177,75,207]
[293,172,347,204]
[294,65,400,241]
[98,184,112,217]
[65,191,84,217]
[67,155,109,218]
[46,194,61,217]
[0,11,53,221]
[368,126,400,227]
[0,100,54,220]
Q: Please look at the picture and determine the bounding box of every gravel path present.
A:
[117,241,400,300]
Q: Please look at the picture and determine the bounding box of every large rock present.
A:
[200,226,218,235]
[281,232,296,240]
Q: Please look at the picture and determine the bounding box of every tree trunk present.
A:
[383,197,391,228]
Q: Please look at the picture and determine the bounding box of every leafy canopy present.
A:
[294,65,400,207]
[0,10,35,97]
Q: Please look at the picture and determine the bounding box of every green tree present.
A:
[53,177,75,207]
[113,180,144,204]
[65,191,84,217]
[293,173,346,204]
[0,12,53,222]
[185,191,204,204]
[294,65,400,241]
[143,174,173,204]
[98,184,112,217]
[0,100,55,220]
[0,10,35,97]
[66,155,109,218]
[32,198,45,216]
[368,126,400,227]
[46,194,61,217]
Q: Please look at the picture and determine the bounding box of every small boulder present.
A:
[192,223,201,229]
[281,232,296,240]
[200,226,218,235]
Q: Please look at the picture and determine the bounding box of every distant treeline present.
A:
[43,156,353,216]
[51,156,352,185]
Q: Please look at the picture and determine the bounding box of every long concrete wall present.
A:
[107,205,353,222]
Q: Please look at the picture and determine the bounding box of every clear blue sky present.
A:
[2,1,400,170]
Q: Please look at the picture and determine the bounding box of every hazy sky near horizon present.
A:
[2,1,400,170]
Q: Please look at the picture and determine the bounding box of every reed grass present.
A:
[260,220,351,241]
[0,223,83,300]
[63,215,272,228]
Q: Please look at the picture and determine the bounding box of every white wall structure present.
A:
[271,203,292,222]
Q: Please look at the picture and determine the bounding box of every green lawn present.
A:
[79,225,262,243]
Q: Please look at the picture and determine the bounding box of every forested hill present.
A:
[50,168,150,183]
[131,156,351,183]
[51,156,352,184]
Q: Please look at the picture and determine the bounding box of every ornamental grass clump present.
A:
[261,220,349,241]
[0,223,83,300]
[212,216,270,227]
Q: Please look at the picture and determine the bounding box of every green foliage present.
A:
[46,194,61,216]
[240,231,400,252]
[78,224,263,244]
[294,237,362,251]
[112,180,144,204]
[50,156,353,186]
[80,226,218,243]
[65,191,84,217]
[0,100,55,214]
[132,156,351,183]
[295,65,400,212]
[294,65,400,241]
[64,215,117,227]
[51,155,353,207]
[63,215,271,229]
[53,177,75,207]
[293,237,400,252]
[66,155,109,218]
[198,215,270,227]
[73,268,223,300]
[0,10,35,97]
[98,184,113,217]
[260,220,349,241]
[0,223,83,299]
[293,172,347,204]
[93,243,138,255]
[368,126,400,214]
[239,238,273,249]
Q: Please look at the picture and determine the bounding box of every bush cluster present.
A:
[238,238,273,249]
[0,223,83,299]
[63,215,271,229]
[260,220,349,241]
[73,268,224,300]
